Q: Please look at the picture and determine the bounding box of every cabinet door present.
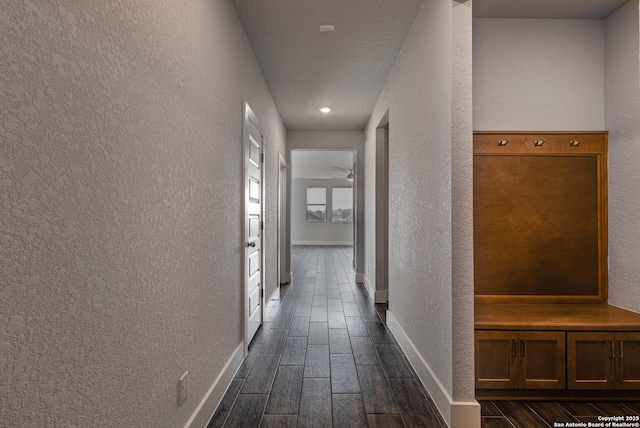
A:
[567,332,614,390]
[519,331,566,389]
[615,332,640,390]
[475,331,518,389]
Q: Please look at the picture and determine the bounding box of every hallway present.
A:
[207,246,446,427]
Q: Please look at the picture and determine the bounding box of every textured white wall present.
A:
[473,18,605,131]
[291,179,354,244]
[605,1,640,313]
[365,0,475,403]
[286,131,365,274]
[451,0,475,404]
[0,1,285,426]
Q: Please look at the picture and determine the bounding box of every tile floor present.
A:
[480,400,640,428]
[207,246,446,428]
[207,246,640,427]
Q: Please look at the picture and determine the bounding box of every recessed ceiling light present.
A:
[319,107,331,113]
[320,24,335,32]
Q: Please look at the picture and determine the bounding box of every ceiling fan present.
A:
[329,166,354,182]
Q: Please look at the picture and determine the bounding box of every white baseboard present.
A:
[363,274,375,298]
[374,289,388,303]
[361,274,387,303]
[451,402,482,428]
[184,343,244,428]
[291,241,353,246]
[355,273,365,283]
[264,287,280,320]
[267,287,280,304]
[280,272,292,284]
[386,311,480,428]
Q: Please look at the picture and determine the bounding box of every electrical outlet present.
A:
[179,371,189,406]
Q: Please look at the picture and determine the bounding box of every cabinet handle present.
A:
[610,340,614,359]
[512,339,516,357]
[619,341,623,360]
[521,340,525,357]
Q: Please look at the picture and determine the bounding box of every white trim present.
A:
[292,175,354,180]
[363,274,375,298]
[291,241,353,246]
[281,272,292,284]
[451,402,482,428]
[277,152,287,289]
[184,343,245,428]
[355,273,365,283]
[266,286,280,304]
[374,288,388,303]
[386,311,480,428]
[264,290,280,320]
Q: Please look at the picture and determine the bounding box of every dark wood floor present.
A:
[207,246,640,427]
[480,400,640,428]
[207,246,446,428]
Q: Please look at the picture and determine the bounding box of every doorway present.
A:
[277,152,289,285]
[290,150,356,254]
[375,111,389,305]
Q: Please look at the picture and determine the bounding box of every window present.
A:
[306,187,326,222]
[332,187,353,223]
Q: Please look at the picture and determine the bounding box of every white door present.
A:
[244,103,264,349]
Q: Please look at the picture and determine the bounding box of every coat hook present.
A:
[534,140,546,147]
[570,140,581,147]
[498,140,509,146]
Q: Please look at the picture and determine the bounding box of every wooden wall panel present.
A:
[473,132,608,303]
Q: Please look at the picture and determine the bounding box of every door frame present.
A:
[375,110,390,305]
[289,148,357,253]
[278,152,287,285]
[243,102,265,354]
[352,160,357,269]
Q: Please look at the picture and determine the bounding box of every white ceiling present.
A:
[292,151,354,180]
[232,0,629,131]
[231,0,423,131]
[473,0,629,19]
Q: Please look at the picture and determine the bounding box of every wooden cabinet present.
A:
[567,332,614,389]
[475,331,517,389]
[472,131,640,399]
[476,328,640,393]
[568,332,640,390]
[475,331,565,390]
[519,331,566,389]
[616,332,640,389]
[475,304,640,399]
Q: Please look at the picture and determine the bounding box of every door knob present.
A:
[247,241,256,247]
